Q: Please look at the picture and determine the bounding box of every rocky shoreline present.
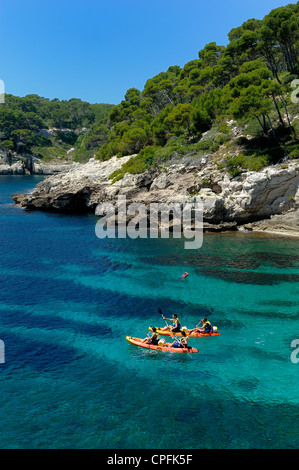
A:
[0,157,80,176]
[11,154,299,235]
[241,210,299,236]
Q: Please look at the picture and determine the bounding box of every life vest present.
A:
[151,332,159,343]
[173,317,181,329]
[204,321,212,333]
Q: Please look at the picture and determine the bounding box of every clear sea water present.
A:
[0,175,298,449]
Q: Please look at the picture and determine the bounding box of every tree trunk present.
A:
[272,95,285,126]
[281,42,294,73]
[255,114,268,135]
[267,114,279,142]
[262,114,268,134]
[265,47,281,84]
[280,94,296,136]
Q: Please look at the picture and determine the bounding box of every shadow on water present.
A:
[234,306,299,320]
[0,308,114,339]
[0,331,76,372]
[259,299,299,307]
[195,267,299,285]
[141,251,299,270]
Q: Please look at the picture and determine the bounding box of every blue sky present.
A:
[0,0,294,104]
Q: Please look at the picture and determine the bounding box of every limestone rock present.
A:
[12,155,132,212]
[0,162,24,174]
[150,173,173,190]
[10,152,299,235]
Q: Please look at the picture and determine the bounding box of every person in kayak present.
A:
[188,317,213,335]
[170,331,190,349]
[161,314,181,333]
[142,327,159,345]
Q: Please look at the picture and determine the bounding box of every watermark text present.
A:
[0,80,5,104]
[0,340,5,363]
[95,196,203,249]
[290,339,299,364]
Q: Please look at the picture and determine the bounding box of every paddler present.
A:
[161,313,181,333]
[188,317,213,335]
[142,326,159,345]
[170,330,190,349]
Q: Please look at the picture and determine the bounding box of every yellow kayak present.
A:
[149,326,220,338]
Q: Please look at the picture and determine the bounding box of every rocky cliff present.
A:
[11,154,299,235]
[0,155,80,176]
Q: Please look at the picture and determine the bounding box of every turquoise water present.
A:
[0,175,298,449]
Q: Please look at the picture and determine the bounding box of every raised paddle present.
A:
[139,329,153,344]
[158,307,169,326]
[195,311,212,327]
[158,307,177,338]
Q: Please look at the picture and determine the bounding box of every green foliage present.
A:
[109,146,160,183]
[55,130,78,145]
[0,139,14,150]
[245,118,265,138]
[164,104,193,136]
[118,127,149,155]
[286,142,299,159]
[215,133,232,145]
[225,152,270,176]
[31,141,69,162]
[0,94,113,161]
[33,136,53,148]
[74,124,110,162]
[224,61,273,123]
